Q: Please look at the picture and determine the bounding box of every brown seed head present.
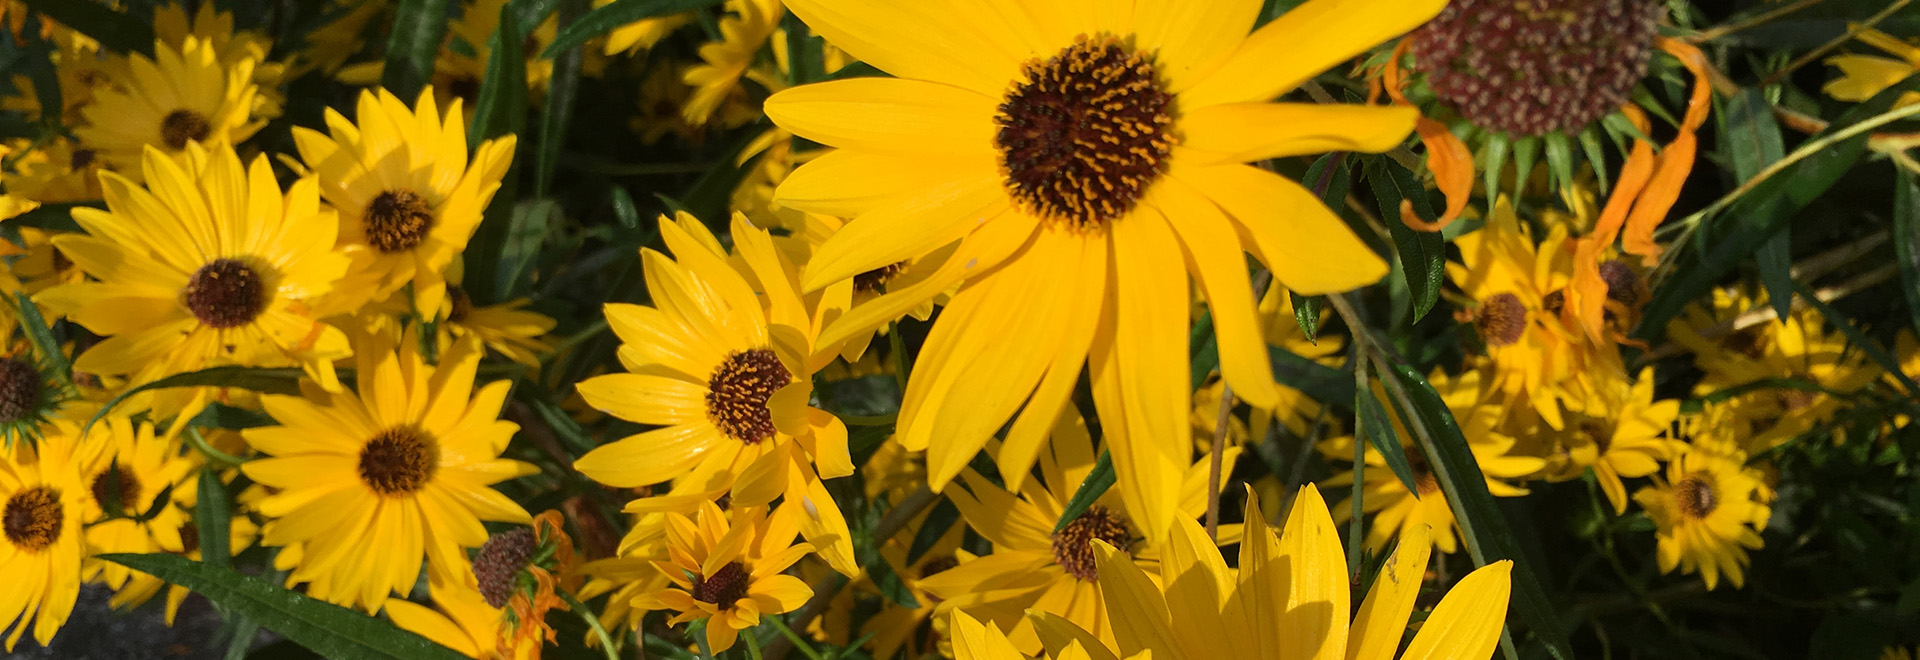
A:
[474,528,537,607]
[365,189,435,253]
[1675,474,1718,519]
[706,349,793,444]
[184,258,268,329]
[3,485,63,552]
[1474,292,1528,347]
[0,358,44,425]
[358,426,438,496]
[1051,505,1134,581]
[692,561,751,605]
[160,109,213,150]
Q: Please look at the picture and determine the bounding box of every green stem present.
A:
[559,590,620,660]
[767,617,824,660]
[185,428,248,467]
[744,628,764,660]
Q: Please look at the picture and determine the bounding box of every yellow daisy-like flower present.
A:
[1633,441,1772,590]
[1544,366,1681,513]
[1,29,103,127]
[147,1,286,118]
[386,578,539,660]
[440,283,557,372]
[1669,294,1877,451]
[1324,369,1546,554]
[572,213,857,574]
[0,136,107,206]
[0,423,87,650]
[239,334,536,612]
[77,417,195,613]
[683,0,781,126]
[1027,486,1513,660]
[920,410,1237,652]
[74,36,265,180]
[292,87,517,316]
[2,226,85,295]
[1448,197,1593,429]
[769,0,1435,542]
[1825,27,1920,108]
[951,609,1121,660]
[635,499,814,653]
[598,4,691,56]
[37,142,352,410]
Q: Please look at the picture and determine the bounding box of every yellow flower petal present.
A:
[1178,0,1448,108]
[765,77,999,156]
[1180,104,1418,164]
[1400,561,1512,660]
[1173,161,1386,295]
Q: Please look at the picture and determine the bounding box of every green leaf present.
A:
[524,390,597,456]
[196,466,231,571]
[88,366,306,433]
[98,554,468,660]
[1895,171,1920,339]
[543,0,725,58]
[1052,451,1115,533]
[1385,363,1573,660]
[13,292,69,386]
[463,0,537,303]
[1367,159,1445,324]
[905,498,958,564]
[1270,345,1355,408]
[20,0,153,55]
[1794,282,1920,396]
[9,202,90,233]
[1720,89,1793,320]
[1291,292,1322,343]
[1542,132,1574,192]
[1189,310,1219,392]
[1355,378,1420,498]
[534,0,590,199]
[381,0,454,101]
[1578,130,1610,195]
[1478,134,1509,207]
[610,186,641,229]
[676,121,773,225]
[1304,152,1352,206]
[500,199,559,298]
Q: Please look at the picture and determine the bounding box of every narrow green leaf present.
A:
[14,292,70,386]
[526,390,597,456]
[381,0,454,101]
[8,202,89,233]
[534,0,590,199]
[1386,363,1573,660]
[543,0,725,58]
[463,0,534,303]
[196,466,231,571]
[1189,310,1219,391]
[1478,134,1509,207]
[98,554,468,660]
[1304,152,1352,206]
[1367,159,1445,323]
[905,498,958,564]
[20,0,153,55]
[610,186,641,229]
[1509,136,1539,203]
[500,200,558,298]
[1356,379,1420,498]
[1894,171,1920,339]
[1052,451,1115,533]
[1578,130,1610,195]
[677,121,772,224]
[224,619,261,660]
[1721,89,1793,320]
[88,366,306,433]
[1291,292,1322,343]
[1795,282,1920,396]
[1270,345,1355,408]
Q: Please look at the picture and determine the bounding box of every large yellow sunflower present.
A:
[1633,440,1772,590]
[0,422,87,650]
[291,87,517,316]
[37,142,352,414]
[572,213,856,574]
[635,499,814,653]
[239,334,536,612]
[918,409,1237,652]
[768,0,1439,540]
[74,36,265,180]
[1026,486,1513,660]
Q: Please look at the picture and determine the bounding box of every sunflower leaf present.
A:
[1366,159,1446,324]
[906,497,959,564]
[1270,345,1355,410]
[1385,363,1573,660]
[20,0,153,56]
[98,554,468,660]
[1052,451,1115,534]
[196,466,231,572]
[464,0,538,302]
[534,0,591,199]
[1579,130,1611,195]
[1720,89,1793,321]
[8,202,88,233]
[13,292,69,387]
[381,0,454,101]
[1355,376,1420,499]
[1291,292,1323,343]
[543,0,725,58]
[1189,310,1219,391]
[86,366,306,435]
[1894,170,1920,339]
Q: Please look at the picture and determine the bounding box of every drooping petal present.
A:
[1175,161,1386,295]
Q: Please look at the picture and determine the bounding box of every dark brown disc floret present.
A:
[1051,505,1135,581]
[160,109,213,150]
[706,348,793,444]
[90,463,142,514]
[358,426,438,496]
[1676,474,1718,519]
[692,561,751,605]
[3,485,63,552]
[473,528,536,607]
[995,35,1175,231]
[1474,292,1529,347]
[365,189,436,253]
[184,258,269,329]
[0,358,44,425]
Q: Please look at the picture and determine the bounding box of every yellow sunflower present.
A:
[1027,486,1513,660]
[0,137,107,204]
[37,142,352,416]
[1,227,83,295]
[635,499,814,653]
[683,0,781,126]
[1669,294,1877,452]
[1543,366,1681,514]
[1633,441,1772,590]
[1826,27,1920,108]
[239,333,536,612]
[769,0,1437,541]
[572,213,856,574]
[919,409,1237,652]
[291,87,517,316]
[1448,197,1594,429]
[147,1,286,118]
[599,4,691,56]
[437,261,556,371]
[0,422,87,650]
[74,36,265,179]
[1323,369,1546,554]
[77,417,195,613]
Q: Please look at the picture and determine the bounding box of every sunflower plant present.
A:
[0,0,1918,658]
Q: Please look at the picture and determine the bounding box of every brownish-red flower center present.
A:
[184,258,268,329]
[995,36,1175,231]
[160,109,213,150]
[365,189,436,253]
[853,262,907,295]
[474,528,536,607]
[358,426,438,496]
[90,463,142,514]
[3,485,62,552]
[1676,474,1718,519]
[692,561,751,605]
[1474,292,1528,347]
[0,358,44,425]
[706,349,792,444]
[1051,505,1134,581]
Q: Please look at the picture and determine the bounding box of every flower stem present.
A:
[559,589,620,660]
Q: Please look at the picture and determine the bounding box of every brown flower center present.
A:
[1474,292,1528,347]
[69,148,96,171]
[853,262,907,295]
[692,561,751,605]
[90,463,143,514]
[184,258,269,329]
[1599,259,1641,306]
[1410,0,1665,137]
[446,285,474,324]
[1776,386,1817,412]
[1408,452,1442,496]
[365,189,435,253]
[1051,505,1134,581]
[160,109,213,150]
[0,358,44,425]
[357,426,438,496]
[1675,474,1718,519]
[3,485,62,552]
[1580,421,1613,455]
[473,528,536,607]
[995,36,1175,231]
[706,349,792,444]
[1541,288,1566,315]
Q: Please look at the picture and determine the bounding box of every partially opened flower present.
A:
[1028,486,1513,660]
[635,499,813,652]
[770,0,1440,542]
